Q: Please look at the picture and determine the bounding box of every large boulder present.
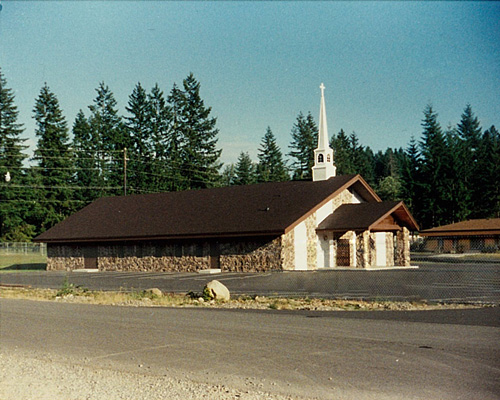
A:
[204,280,230,301]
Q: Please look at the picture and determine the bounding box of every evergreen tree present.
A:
[474,126,500,218]
[177,73,222,189]
[221,163,236,187]
[456,104,482,216]
[88,82,127,196]
[148,83,171,192]
[166,83,188,191]
[288,112,316,180]
[234,152,256,185]
[443,127,470,223]
[0,68,29,240]
[257,127,288,182]
[418,105,449,228]
[125,82,152,194]
[32,84,74,231]
[330,129,353,174]
[400,137,422,214]
[72,110,98,203]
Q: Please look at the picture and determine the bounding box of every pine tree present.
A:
[177,73,222,189]
[221,163,236,186]
[474,126,500,218]
[32,84,74,231]
[125,82,152,194]
[288,112,316,180]
[443,128,470,223]
[257,127,288,182]
[330,129,353,174]
[234,152,256,185]
[72,110,98,203]
[88,82,127,196]
[0,68,30,240]
[166,83,187,191]
[418,105,449,228]
[400,137,422,214]
[148,84,171,192]
[456,104,482,217]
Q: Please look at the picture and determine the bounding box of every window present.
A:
[318,154,324,163]
[327,154,331,162]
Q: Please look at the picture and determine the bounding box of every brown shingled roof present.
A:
[420,218,500,237]
[35,174,381,243]
[317,201,419,232]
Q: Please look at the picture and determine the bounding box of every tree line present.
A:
[0,68,498,241]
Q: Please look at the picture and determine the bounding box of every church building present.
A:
[35,84,418,272]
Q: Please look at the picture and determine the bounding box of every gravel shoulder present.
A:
[0,348,313,400]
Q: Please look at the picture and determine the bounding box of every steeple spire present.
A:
[312,83,336,181]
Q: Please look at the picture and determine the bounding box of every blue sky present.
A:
[1,1,499,164]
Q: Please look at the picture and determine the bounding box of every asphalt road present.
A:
[1,299,499,399]
[1,262,499,302]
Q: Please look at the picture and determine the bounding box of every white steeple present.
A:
[312,83,336,181]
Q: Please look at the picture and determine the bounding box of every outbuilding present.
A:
[419,218,500,253]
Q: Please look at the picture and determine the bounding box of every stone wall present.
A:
[46,237,283,272]
[47,245,84,271]
[396,227,411,266]
[280,230,295,271]
[220,238,282,272]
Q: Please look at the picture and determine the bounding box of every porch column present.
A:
[396,227,410,266]
[356,231,370,269]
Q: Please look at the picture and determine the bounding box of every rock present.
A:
[204,280,230,301]
[197,297,205,303]
[146,288,163,297]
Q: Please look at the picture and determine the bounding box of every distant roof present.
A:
[317,201,419,232]
[35,174,382,243]
[420,218,500,237]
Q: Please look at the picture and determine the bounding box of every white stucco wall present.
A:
[294,221,308,270]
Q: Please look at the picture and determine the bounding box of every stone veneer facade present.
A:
[47,237,284,272]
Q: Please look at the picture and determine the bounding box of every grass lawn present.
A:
[0,254,47,270]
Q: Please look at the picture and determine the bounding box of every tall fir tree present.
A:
[32,84,74,232]
[177,73,222,189]
[221,163,236,187]
[0,68,30,240]
[330,129,353,174]
[288,112,317,180]
[399,137,422,214]
[234,152,256,185]
[418,105,450,228]
[456,104,482,217]
[474,126,500,218]
[166,83,188,191]
[125,82,152,194]
[72,110,98,203]
[148,83,172,192]
[88,82,127,196]
[257,127,288,182]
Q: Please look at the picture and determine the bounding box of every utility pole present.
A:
[123,148,128,196]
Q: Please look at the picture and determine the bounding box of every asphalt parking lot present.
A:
[1,261,499,303]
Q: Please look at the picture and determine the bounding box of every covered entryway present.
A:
[317,201,419,268]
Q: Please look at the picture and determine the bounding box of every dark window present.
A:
[318,154,324,163]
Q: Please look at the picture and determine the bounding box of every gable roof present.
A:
[420,218,500,237]
[35,174,381,243]
[317,201,419,232]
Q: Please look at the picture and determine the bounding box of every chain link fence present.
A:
[0,242,47,256]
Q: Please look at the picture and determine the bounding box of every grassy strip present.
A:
[0,285,490,311]
[0,254,47,270]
